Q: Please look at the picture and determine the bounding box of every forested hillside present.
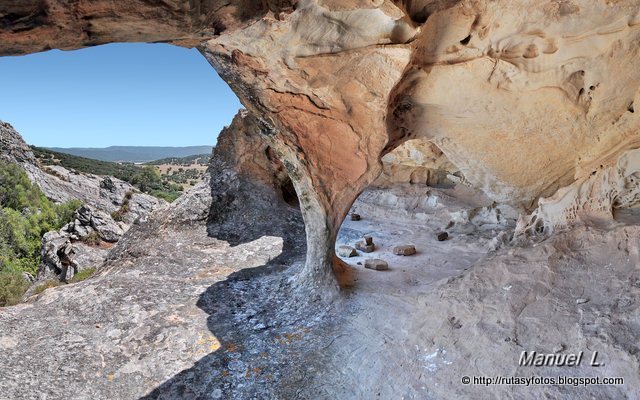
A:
[146,153,210,166]
[32,147,184,202]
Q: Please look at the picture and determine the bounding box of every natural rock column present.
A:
[201,1,416,291]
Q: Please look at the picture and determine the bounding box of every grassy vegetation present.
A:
[0,271,30,306]
[32,146,184,202]
[32,279,62,296]
[82,231,102,246]
[111,191,134,222]
[69,267,96,283]
[30,267,97,297]
[0,161,82,307]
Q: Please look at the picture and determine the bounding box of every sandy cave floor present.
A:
[337,206,494,295]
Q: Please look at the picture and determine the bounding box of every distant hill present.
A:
[32,146,141,181]
[46,146,213,163]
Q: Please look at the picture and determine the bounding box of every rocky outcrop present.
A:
[1,121,161,224]
[35,205,128,282]
[375,139,458,188]
[38,230,109,281]
[516,148,640,237]
[67,205,126,243]
[0,121,163,283]
[207,110,304,254]
[0,121,38,165]
[0,175,307,400]
[25,164,161,225]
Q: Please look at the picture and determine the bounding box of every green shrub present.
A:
[111,210,124,222]
[111,191,133,222]
[69,267,96,283]
[82,231,102,246]
[55,199,83,227]
[0,270,29,307]
[0,161,82,305]
[32,279,62,296]
[150,190,182,203]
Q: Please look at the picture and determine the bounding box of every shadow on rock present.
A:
[139,242,339,399]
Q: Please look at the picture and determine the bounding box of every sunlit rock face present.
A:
[3,0,640,285]
[389,0,640,208]
[374,139,458,188]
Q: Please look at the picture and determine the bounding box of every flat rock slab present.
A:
[364,259,389,271]
[337,245,357,257]
[393,245,416,256]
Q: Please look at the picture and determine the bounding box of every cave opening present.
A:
[279,176,300,207]
[0,42,246,204]
[334,138,518,289]
[0,43,240,149]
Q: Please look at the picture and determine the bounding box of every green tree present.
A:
[131,166,163,192]
[0,161,82,306]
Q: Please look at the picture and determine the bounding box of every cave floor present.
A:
[337,214,489,295]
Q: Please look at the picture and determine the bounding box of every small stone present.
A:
[576,298,589,304]
[363,235,374,245]
[99,177,117,192]
[437,232,449,241]
[364,259,388,271]
[350,213,361,221]
[355,241,375,253]
[337,245,357,257]
[253,323,267,331]
[393,245,416,256]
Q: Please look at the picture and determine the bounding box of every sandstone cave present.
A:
[2,1,640,399]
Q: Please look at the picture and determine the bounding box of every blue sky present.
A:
[0,43,241,147]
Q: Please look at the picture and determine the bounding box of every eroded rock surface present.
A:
[2,1,640,399]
